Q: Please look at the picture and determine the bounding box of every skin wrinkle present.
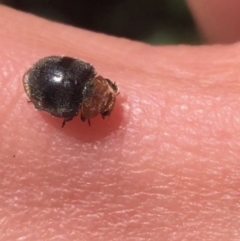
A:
[3,68,236,239]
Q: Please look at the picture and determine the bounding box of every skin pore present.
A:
[1,1,240,240]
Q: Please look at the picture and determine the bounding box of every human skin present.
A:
[187,0,240,43]
[1,2,240,240]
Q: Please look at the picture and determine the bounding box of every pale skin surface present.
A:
[1,1,240,240]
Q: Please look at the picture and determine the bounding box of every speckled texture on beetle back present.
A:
[23,56,118,127]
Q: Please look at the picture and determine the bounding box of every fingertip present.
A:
[187,0,240,43]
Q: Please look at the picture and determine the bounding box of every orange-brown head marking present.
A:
[80,75,119,124]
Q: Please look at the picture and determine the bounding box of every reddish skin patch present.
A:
[1,3,240,241]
